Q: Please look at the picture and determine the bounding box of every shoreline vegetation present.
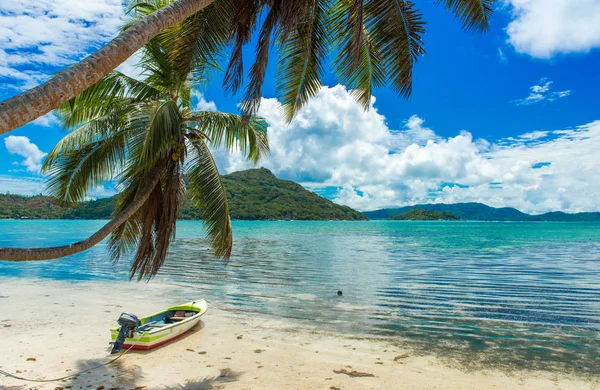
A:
[2,168,600,222]
[0,278,596,390]
[0,168,366,221]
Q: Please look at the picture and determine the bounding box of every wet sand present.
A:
[0,278,596,389]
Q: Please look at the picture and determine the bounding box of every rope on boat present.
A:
[0,336,142,383]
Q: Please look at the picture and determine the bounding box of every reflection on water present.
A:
[1,220,599,374]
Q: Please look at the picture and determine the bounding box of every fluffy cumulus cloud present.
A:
[216,85,600,214]
[512,78,572,106]
[0,0,125,90]
[192,91,217,112]
[504,0,600,58]
[4,136,47,173]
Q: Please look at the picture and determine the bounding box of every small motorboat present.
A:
[110,300,207,353]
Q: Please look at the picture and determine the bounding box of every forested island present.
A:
[365,203,600,222]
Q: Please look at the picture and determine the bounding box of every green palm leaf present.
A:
[222,1,264,95]
[187,139,233,259]
[365,0,426,97]
[276,0,328,121]
[332,1,386,109]
[136,100,184,170]
[435,0,495,31]
[186,110,269,163]
[161,0,232,83]
[42,114,129,204]
[240,1,281,116]
[43,136,127,205]
[56,71,161,128]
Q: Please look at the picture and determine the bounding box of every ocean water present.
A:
[1,220,599,374]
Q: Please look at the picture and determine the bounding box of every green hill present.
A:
[0,168,366,221]
[364,202,600,222]
[0,194,64,219]
[389,209,459,221]
[179,168,366,220]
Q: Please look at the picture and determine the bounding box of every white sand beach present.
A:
[0,278,597,390]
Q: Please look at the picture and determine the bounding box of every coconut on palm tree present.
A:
[0,4,268,280]
[0,0,496,134]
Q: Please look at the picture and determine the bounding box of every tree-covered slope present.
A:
[0,168,366,221]
[365,203,529,220]
[389,209,459,221]
[180,168,366,220]
[0,194,64,219]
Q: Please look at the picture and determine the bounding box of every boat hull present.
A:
[110,300,207,350]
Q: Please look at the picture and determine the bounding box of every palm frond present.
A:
[139,38,178,93]
[42,115,129,204]
[152,160,186,273]
[278,1,314,43]
[56,71,161,128]
[130,183,162,279]
[186,139,232,260]
[342,30,387,108]
[186,110,269,163]
[129,161,185,281]
[109,217,142,263]
[136,100,183,170]
[240,0,281,117]
[365,0,426,97]
[435,0,495,31]
[162,0,232,84]
[109,161,186,281]
[108,168,148,262]
[222,1,263,94]
[276,0,328,121]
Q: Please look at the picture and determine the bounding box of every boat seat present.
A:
[169,311,188,321]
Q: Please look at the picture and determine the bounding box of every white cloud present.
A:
[518,131,548,141]
[4,136,47,173]
[513,78,571,106]
[0,0,125,90]
[504,0,600,58]
[0,175,45,195]
[192,91,217,111]
[31,112,60,127]
[88,185,117,199]
[215,85,600,214]
[115,50,145,80]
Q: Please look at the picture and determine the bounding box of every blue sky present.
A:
[1,0,599,213]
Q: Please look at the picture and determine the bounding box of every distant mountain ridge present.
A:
[363,202,600,221]
[0,168,366,221]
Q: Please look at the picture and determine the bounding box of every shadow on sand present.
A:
[58,321,242,389]
[162,369,243,390]
[62,363,241,390]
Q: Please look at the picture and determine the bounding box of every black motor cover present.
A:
[111,312,139,354]
[118,312,139,328]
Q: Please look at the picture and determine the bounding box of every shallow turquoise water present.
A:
[1,220,599,373]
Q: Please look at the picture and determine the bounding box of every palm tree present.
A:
[0,6,269,280]
[0,0,496,134]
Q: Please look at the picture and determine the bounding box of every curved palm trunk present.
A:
[0,171,161,261]
[0,0,215,135]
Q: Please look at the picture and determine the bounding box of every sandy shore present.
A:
[0,278,597,390]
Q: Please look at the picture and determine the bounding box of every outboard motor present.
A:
[110,312,139,354]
